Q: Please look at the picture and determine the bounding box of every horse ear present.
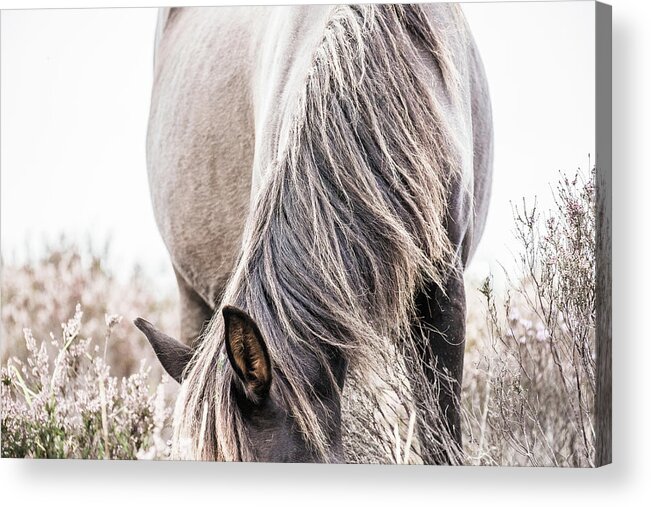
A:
[134,318,192,384]
[222,305,272,400]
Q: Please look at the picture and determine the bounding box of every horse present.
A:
[135,3,493,464]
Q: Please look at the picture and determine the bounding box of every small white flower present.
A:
[104,313,123,328]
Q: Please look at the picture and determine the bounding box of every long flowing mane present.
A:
[173,4,465,461]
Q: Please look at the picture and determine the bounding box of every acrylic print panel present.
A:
[0,2,612,466]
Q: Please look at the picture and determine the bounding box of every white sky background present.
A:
[0,2,595,294]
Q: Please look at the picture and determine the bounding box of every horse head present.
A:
[135,305,346,463]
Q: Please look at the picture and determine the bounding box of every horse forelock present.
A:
[173,4,466,462]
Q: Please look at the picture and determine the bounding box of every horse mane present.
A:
[172,4,464,461]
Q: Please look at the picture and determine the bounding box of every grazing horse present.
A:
[136,3,492,464]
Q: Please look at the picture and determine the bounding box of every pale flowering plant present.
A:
[1,303,172,459]
[1,242,177,459]
[462,165,597,467]
[1,241,178,378]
